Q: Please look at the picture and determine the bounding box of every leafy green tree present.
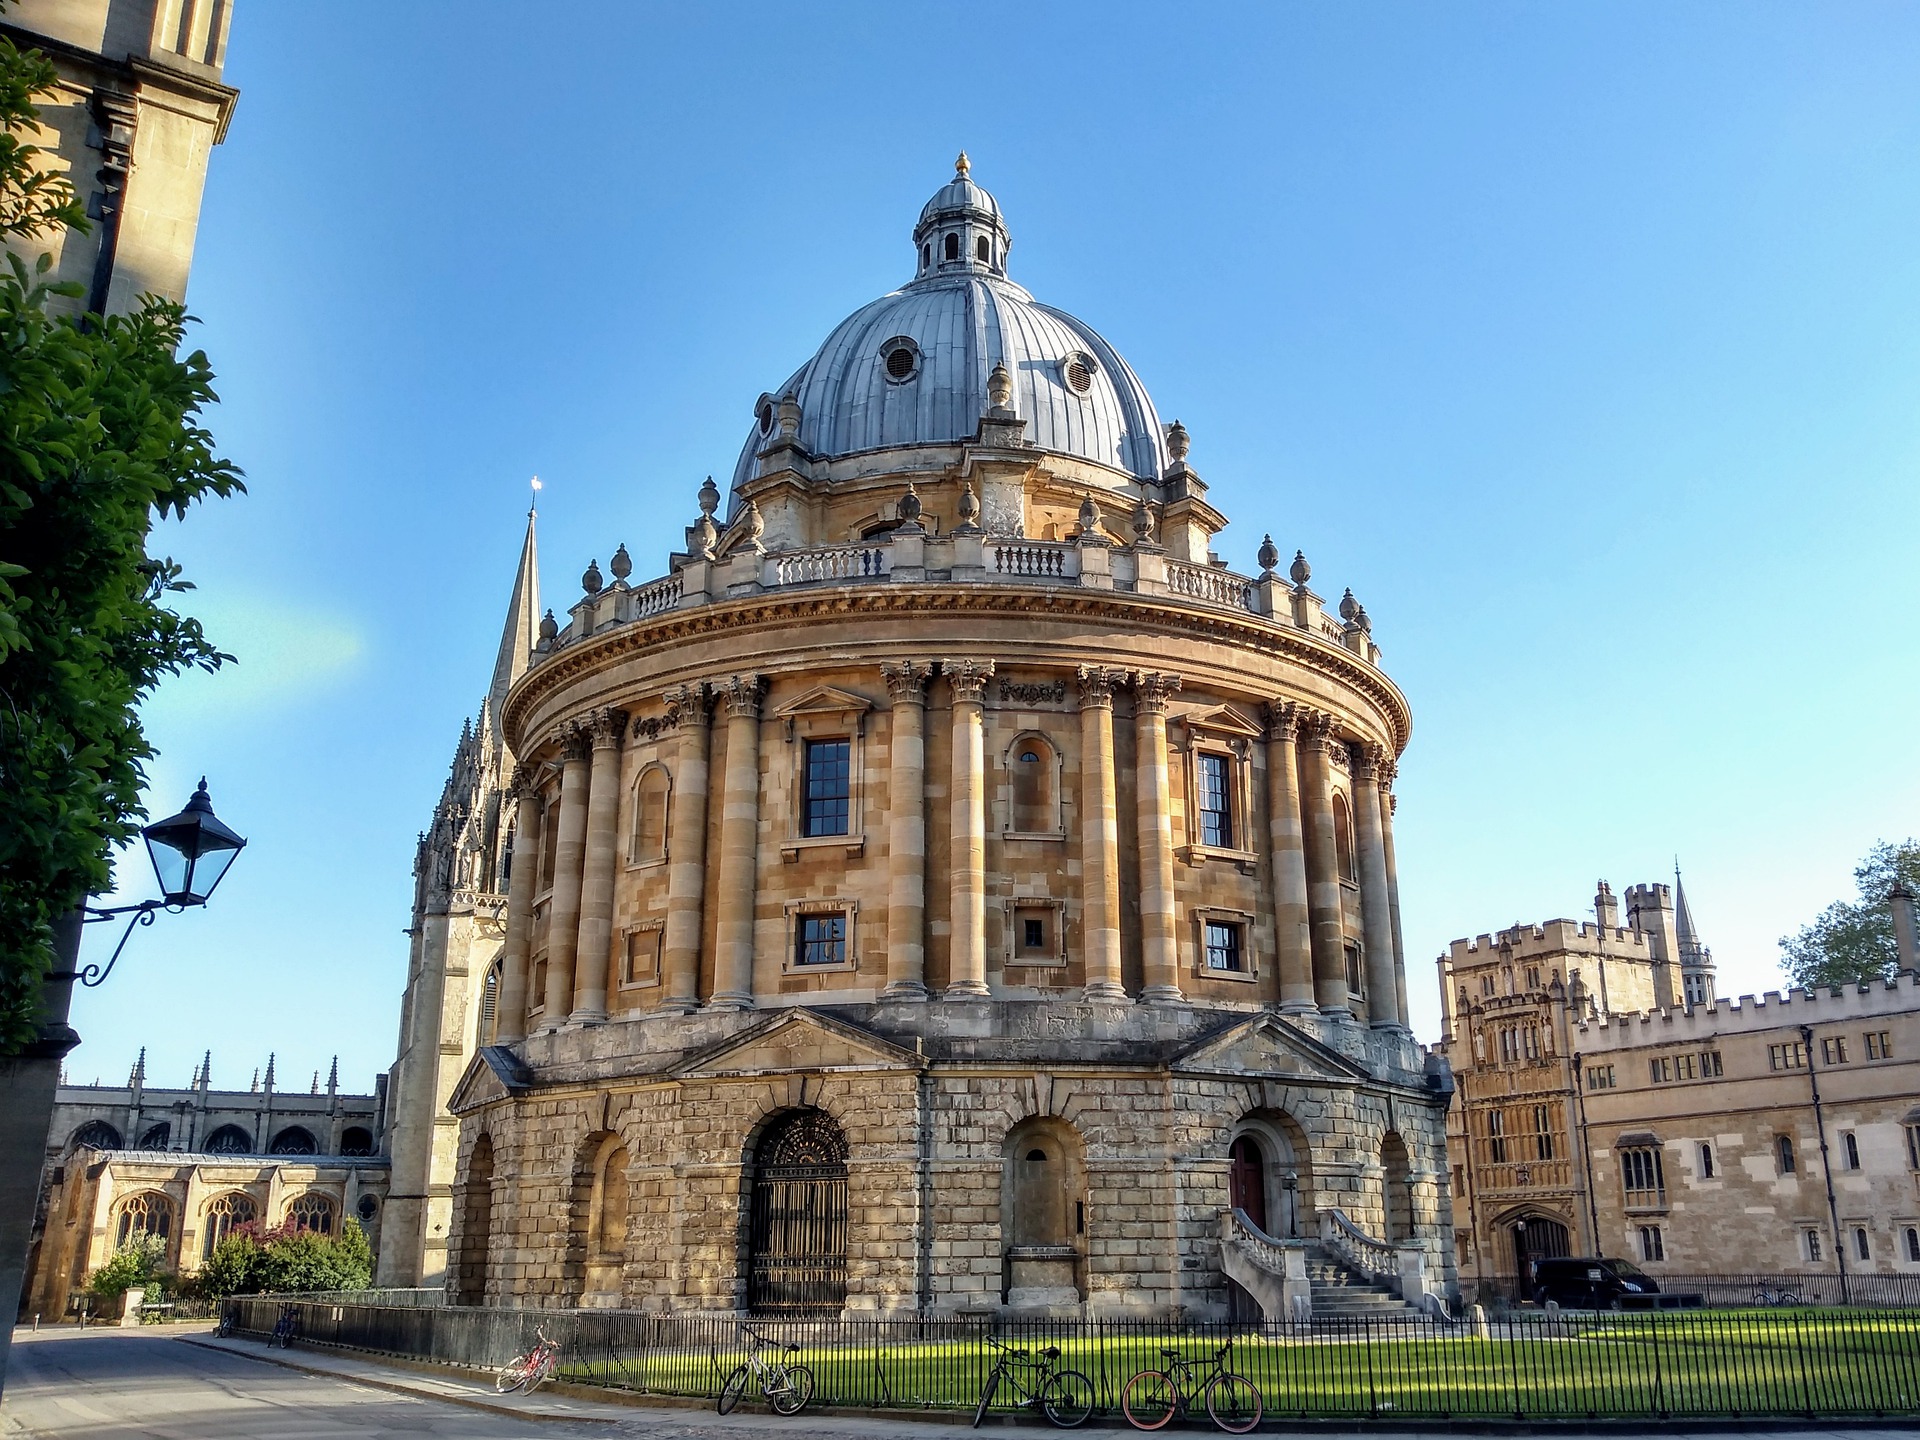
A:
[1779,839,1920,990]
[0,26,242,1048]
[85,1231,168,1300]
[198,1219,375,1298]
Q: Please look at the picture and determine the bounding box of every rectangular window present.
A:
[1638,1225,1665,1262]
[1769,1042,1807,1071]
[1023,918,1045,949]
[1452,1165,1465,1197]
[1622,1147,1666,1206]
[1523,1027,1541,1061]
[794,911,847,967]
[1197,752,1233,848]
[1700,1049,1723,1078]
[1866,1031,1893,1061]
[1204,920,1244,973]
[1534,1105,1555,1161]
[801,738,851,837]
[1674,1052,1697,1081]
[1805,1228,1822,1262]
[1586,1064,1615,1090]
[621,927,661,987]
[1649,1057,1671,1085]
[1344,943,1364,997]
[1821,1036,1849,1066]
[1487,1110,1507,1165]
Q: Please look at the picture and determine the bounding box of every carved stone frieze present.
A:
[630,708,682,743]
[998,676,1067,706]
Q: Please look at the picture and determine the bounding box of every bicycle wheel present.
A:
[1205,1373,1261,1434]
[1122,1370,1178,1430]
[717,1364,752,1415]
[496,1357,531,1393]
[770,1364,814,1415]
[971,1368,1002,1428]
[525,1352,556,1393]
[1042,1370,1096,1428]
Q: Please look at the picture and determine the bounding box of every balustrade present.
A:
[1319,1207,1399,1287]
[987,540,1074,578]
[630,573,682,618]
[1166,559,1256,612]
[770,544,890,586]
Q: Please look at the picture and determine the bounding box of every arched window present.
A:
[1332,792,1356,883]
[592,1140,631,1260]
[539,796,560,889]
[1008,735,1058,834]
[452,1135,492,1306]
[1380,1132,1414,1243]
[269,1126,317,1156]
[69,1120,121,1152]
[204,1125,251,1155]
[629,765,670,864]
[202,1192,255,1259]
[1906,1226,1920,1263]
[137,1122,170,1150]
[115,1191,173,1250]
[976,235,990,262]
[920,243,929,270]
[944,233,959,261]
[747,1109,849,1314]
[285,1192,336,1235]
[1776,1134,1796,1175]
[1854,1226,1871,1261]
[480,960,500,1041]
[340,1126,375,1157]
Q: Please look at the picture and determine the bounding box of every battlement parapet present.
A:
[1573,969,1920,1051]
[1444,920,1651,966]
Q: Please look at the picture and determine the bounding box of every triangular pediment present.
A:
[1172,1013,1370,1083]
[1180,704,1265,741]
[673,1008,921,1079]
[447,1045,535,1115]
[773,684,874,721]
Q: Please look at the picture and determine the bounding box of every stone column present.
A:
[542,726,593,1026]
[944,660,994,999]
[1352,743,1402,1030]
[1078,665,1128,1002]
[881,661,933,1000]
[1298,713,1350,1017]
[570,707,627,1022]
[1133,671,1182,1004]
[493,776,542,1044]
[1381,763,1410,1029]
[660,683,711,1012]
[1264,702,1316,1014]
[710,674,766,1010]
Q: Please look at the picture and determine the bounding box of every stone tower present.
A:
[378,511,539,1286]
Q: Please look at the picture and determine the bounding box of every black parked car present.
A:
[1530,1256,1664,1309]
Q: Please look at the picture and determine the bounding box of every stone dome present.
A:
[730,157,1169,509]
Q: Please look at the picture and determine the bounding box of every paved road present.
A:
[3,1327,1914,1439]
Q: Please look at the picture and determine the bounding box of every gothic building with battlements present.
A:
[390,159,1458,1319]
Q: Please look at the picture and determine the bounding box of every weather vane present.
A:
[529,474,542,517]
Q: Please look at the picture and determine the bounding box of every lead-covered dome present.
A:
[731,157,1168,508]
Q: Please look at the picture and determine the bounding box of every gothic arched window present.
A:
[286,1192,336,1235]
[115,1191,173,1251]
[204,1125,252,1155]
[340,1126,375,1157]
[70,1120,121,1151]
[137,1122,170,1150]
[202,1192,255,1259]
[269,1126,317,1156]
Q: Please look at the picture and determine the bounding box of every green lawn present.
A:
[550,1309,1920,1420]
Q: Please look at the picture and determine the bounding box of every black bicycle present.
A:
[1122,1338,1261,1433]
[268,1303,299,1350]
[971,1335,1095,1429]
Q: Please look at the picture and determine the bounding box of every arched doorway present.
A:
[746,1108,848,1314]
[1380,1132,1413,1243]
[452,1135,493,1306]
[1229,1136,1267,1233]
[1508,1213,1570,1288]
[1229,1116,1307,1240]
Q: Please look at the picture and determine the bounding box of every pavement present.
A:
[2,1325,1917,1439]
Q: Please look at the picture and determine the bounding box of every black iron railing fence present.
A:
[1477,1272,1920,1309]
[223,1298,1920,1420]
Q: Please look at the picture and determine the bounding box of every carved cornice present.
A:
[502,586,1412,757]
[881,660,934,705]
[585,706,628,749]
[944,660,995,706]
[717,674,767,720]
[1132,671,1182,713]
[1076,664,1127,709]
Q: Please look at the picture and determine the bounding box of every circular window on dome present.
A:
[755,395,776,436]
[1062,351,1098,397]
[880,336,921,385]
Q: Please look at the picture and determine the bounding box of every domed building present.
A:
[387,158,1457,1319]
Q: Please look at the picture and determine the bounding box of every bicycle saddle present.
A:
[1162,1347,1182,1357]
[785,1343,800,1352]
[1041,1346,1061,1358]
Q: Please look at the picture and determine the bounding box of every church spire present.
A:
[1674,860,1709,967]
[487,504,541,720]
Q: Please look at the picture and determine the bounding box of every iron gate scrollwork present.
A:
[747,1108,848,1314]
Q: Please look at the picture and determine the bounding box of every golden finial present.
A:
[955,151,971,178]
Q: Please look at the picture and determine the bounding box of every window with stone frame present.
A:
[538,793,559,892]
[1906,1225,1920,1263]
[1197,752,1234,848]
[1332,790,1357,884]
[1853,1225,1871,1261]
[1533,1104,1555,1161]
[1866,1030,1893,1060]
[1004,898,1066,968]
[1486,1109,1507,1165]
[1177,708,1260,864]
[783,898,858,973]
[286,1192,335,1235]
[202,1192,255,1259]
[1777,1134,1797,1175]
[1204,920,1243,973]
[627,764,670,866]
[1621,1145,1666,1208]
[1343,941,1364,1000]
[1805,1228,1822,1262]
[1906,1118,1920,1172]
[530,954,548,1014]
[776,686,871,858]
[1821,1035,1849,1066]
[1638,1224,1665,1262]
[621,922,663,989]
[1190,907,1257,982]
[1698,1142,1715,1179]
[115,1191,173,1250]
[802,739,850,837]
[480,960,500,1038]
[1844,1131,1861,1171]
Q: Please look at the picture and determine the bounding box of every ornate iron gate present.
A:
[746,1109,848,1314]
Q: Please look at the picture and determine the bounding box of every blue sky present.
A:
[71,2,1920,1093]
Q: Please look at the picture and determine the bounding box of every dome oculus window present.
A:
[1062,351,1097,396]
[880,337,921,384]
[756,397,776,436]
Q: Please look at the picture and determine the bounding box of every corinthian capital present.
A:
[1298,709,1336,755]
[1263,700,1304,742]
[1076,664,1127,709]
[718,674,767,720]
[559,723,594,764]
[664,681,711,729]
[586,706,629,749]
[1132,671,1182,713]
[1352,742,1387,784]
[881,660,934,705]
[945,660,995,706]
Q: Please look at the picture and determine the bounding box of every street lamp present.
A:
[53,778,247,988]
